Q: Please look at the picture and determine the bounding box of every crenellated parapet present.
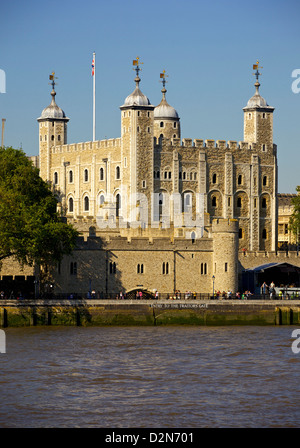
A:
[51,138,121,154]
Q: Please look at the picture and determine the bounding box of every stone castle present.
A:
[1,59,299,297]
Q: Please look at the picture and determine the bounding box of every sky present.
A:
[0,0,299,193]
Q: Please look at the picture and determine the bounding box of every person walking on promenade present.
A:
[261,281,268,297]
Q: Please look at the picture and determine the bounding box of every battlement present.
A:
[212,218,239,233]
[51,138,121,154]
[155,136,262,151]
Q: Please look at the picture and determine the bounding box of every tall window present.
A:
[84,169,88,182]
[100,167,104,181]
[68,197,74,213]
[54,172,58,185]
[84,196,89,211]
[69,170,73,183]
[116,193,121,217]
[116,166,120,180]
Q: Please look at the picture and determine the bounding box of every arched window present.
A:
[160,121,164,128]
[262,197,267,208]
[84,196,89,211]
[116,166,120,180]
[99,194,105,206]
[68,197,74,213]
[110,262,116,274]
[116,193,121,217]
[237,197,242,208]
[100,167,104,181]
[84,169,88,182]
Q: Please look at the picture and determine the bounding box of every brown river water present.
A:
[0,325,300,428]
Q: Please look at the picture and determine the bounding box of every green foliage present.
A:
[0,146,79,266]
[289,186,300,240]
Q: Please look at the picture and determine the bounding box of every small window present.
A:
[58,135,61,141]
[142,180,146,188]
[238,175,242,185]
[248,113,252,119]
[147,127,150,133]
[212,196,217,207]
[137,264,144,274]
[262,144,266,152]
[212,173,217,184]
[228,197,231,206]
[137,111,140,117]
[160,122,164,128]
[262,228,267,240]
[116,166,120,180]
[168,171,172,179]
[262,197,267,209]
[225,262,228,272]
[237,197,242,208]
[124,157,127,168]
[239,228,243,239]
[173,122,177,128]
[54,172,58,184]
[70,262,77,276]
[100,167,104,180]
[84,169,88,182]
[262,113,266,118]
[137,126,140,132]
[162,262,169,275]
[263,176,267,186]
[69,170,73,183]
[51,135,54,141]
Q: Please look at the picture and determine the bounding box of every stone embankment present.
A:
[1,299,300,326]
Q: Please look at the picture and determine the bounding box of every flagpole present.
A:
[92,51,96,141]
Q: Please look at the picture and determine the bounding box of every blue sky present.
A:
[1,0,299,193]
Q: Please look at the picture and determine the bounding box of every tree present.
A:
[289,185,300,246]
[0,146,79,267]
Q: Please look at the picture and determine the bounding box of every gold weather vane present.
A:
[133,57,143,78]
[252,60,263,82]
[49,71,58,90]
[160,70,168,89]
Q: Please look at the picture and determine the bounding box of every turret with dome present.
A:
[154,71,180,140]
[243,61,274,151]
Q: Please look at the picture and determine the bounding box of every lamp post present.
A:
[212,275,215,300]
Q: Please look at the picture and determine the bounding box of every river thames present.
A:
[0,325,299,428]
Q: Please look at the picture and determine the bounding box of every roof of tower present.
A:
[123,86,151,107]
[243,61,274,111]
[154,71,179,119]
[38,73,69,121]
[122,57,152,107]
[245,82,269,108]
[38,89,68,120]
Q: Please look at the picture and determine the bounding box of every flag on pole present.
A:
[92,56,95,76]
[253,64,258,70]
